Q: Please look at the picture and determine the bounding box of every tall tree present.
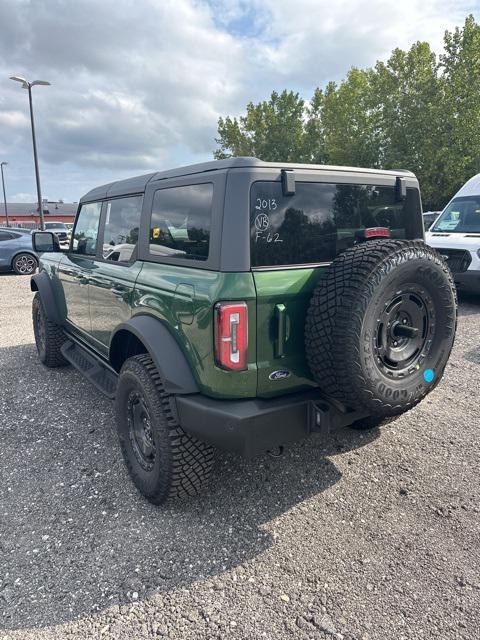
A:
[373,42,444,209]
[303,87,327,164]
[321,69,379,168]
[440,15,480,202]
[214,90,307,162]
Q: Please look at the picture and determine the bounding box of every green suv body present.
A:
[31,158,457,503]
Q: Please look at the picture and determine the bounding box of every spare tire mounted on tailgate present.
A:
[305,240,457,417]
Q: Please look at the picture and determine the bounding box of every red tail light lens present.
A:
[214,302,248,371]
[355,227,391,241]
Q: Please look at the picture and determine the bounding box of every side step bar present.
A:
[61,340,118,398]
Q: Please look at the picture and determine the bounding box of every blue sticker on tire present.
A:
[423,369,435,383]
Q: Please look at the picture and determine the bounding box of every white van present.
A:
[426,174,480,293]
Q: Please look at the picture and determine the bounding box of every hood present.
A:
[425,231,480,249]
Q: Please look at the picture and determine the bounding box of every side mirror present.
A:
[32,231,61,253]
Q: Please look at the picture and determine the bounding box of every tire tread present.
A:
[32,293,68,368]
[116,354,214,504]
[305,240,457,416]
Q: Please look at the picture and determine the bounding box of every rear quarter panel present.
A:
[133,264,258,399]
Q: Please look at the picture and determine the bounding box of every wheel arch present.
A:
[30,270,66,325]
[109,315,199,395]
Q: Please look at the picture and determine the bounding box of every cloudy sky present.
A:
[0,0,478,203]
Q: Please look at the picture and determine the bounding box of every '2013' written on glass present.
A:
[255,198,277,211]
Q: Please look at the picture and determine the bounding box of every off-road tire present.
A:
[32,292,68,367]
[305,240,457,418]
[115,354,214,504]
[13,253,38,275]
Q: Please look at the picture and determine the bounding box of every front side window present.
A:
[149,183,213,261]
[102,195,143,262]
[72,202,102,256]
[250,181,422,267]
[0,231,13,241]
[432,196,480,233]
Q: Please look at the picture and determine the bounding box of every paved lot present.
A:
[0,272,479,640]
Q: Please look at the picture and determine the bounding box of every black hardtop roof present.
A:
[79,157,415,202]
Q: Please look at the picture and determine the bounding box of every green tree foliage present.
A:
[373,42,444,208]
[214,90,308,162]
[214,15,480,210]
[440,15,480,202]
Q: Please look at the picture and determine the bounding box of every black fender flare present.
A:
[110,315,199,395]
[30,271,66,326]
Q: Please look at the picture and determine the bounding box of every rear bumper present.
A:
[454,269,480,293]
[175,389,368,457]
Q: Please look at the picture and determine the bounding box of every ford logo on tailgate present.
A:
[269,369,291,381]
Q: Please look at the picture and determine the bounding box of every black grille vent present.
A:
[437,248,472,273]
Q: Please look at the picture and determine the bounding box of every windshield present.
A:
[432,196,480,233]
[46,223,67,229]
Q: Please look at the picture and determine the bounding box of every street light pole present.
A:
[26,83,46,231]
[9,76,50,231]
[0,162,9,227]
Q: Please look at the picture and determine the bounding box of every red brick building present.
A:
[0,201,77,227]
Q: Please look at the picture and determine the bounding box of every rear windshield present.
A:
[250,181,422,267]
[431,196,480,233]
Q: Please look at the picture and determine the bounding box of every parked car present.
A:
[30,158,457,504]
[422,210,441,230]
[0,227,38,275]
[426,174,480,293]
[42,221,70,247]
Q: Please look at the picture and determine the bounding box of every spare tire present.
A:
[305,240,457,417]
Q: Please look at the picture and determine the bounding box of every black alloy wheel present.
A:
[374,286,434,379]
[127,390,157,471]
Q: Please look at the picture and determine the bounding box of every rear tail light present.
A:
[355,227,391,242]
[214,302,248,371]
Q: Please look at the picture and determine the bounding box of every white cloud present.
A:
[9,192,38,203]
[0,0,478,201]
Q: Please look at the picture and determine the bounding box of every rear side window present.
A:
[72,202,102,256]
[250,181,422,267]
[102,195,143,262]
[149,183,213,261]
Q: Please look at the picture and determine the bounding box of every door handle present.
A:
[275,303,287,358]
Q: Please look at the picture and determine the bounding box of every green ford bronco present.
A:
[31,158,457,504]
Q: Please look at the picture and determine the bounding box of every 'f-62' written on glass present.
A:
[255,231,283,243]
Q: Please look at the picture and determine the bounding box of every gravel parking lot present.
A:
[1,272,479,640]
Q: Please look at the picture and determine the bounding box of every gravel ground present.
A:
[0,272,479,640]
